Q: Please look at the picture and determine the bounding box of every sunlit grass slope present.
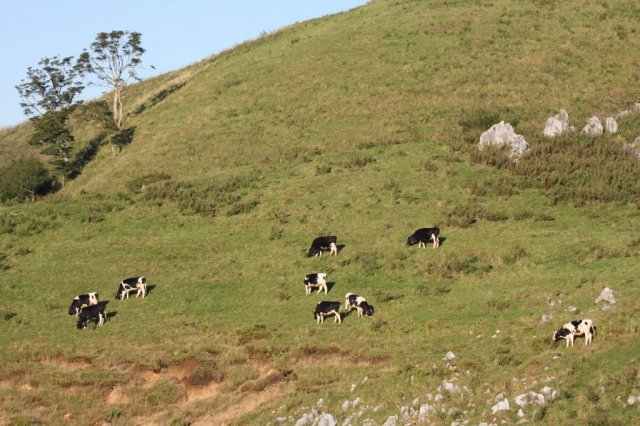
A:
[1,1,640,425]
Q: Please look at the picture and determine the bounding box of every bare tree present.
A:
[79,31,145,129]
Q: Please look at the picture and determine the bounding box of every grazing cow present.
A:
[314,301,342,324]
[115,276,147,300]
[77,304,107,329]
[553,319,595,347]
[307,236,338,257]
[407,227,440,249]
[344,293,374,317]
[68,292,99,316]
[304,273,328,295]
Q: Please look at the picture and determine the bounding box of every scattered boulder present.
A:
[605,117,618,133]
[595,287,616,305]
[623,136,640,160]
[478,121,530,158]
[491,398,510,414]
[540,314,552,325]
[445,351,456,361]
[315,413,336,426]
[444,381,461,394]
[581,116,604,136]
[628,395,638,406]
[543,109,571,137]
[382,415,398,426]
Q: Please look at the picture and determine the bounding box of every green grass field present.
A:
[1,1,640,424]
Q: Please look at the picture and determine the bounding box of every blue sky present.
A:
[1,1,368,128]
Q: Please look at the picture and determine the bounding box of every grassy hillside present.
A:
[1,0,640,425]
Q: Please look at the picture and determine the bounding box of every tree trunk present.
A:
[113,87,123,129]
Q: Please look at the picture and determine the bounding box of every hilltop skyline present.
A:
[1,0,367,128]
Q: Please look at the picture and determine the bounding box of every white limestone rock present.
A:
[581,116,604,136]
[479,121,529,158]
[595,287,616,305]
[605,117,618,133]
[544,109,570,137]
[491,399,510,414]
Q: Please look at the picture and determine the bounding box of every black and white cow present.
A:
[76,303,107,329]
[344,293,374,317]
[115,276,147,300]
[68,292,99,316]
[553,319,595,347]
[314,301,342,324]
[304,273,328,295]
[307,236,338,257]
[407,227,440,249]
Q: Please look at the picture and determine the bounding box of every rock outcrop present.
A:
[543,109,570,137]
[478,121,529,159]
[581,116,604,136]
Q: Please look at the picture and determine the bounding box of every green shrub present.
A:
[0,158,55,202]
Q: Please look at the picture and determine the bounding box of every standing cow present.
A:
[314,301,342,324]
[77,304,107,329]
[344,293,374,317]
[553,319,595,347]
[115,276,147,300]
[407,227,440,249]
[307,236,338,257]
[304,273,328,295]
[68,292,99,316]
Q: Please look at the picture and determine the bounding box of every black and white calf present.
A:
[115,276,147,300]
[553,319,595,347]
[76,303,107,329]
[407,227,440,249]
[314,301,342,324]
[304,273,328,295]
[344,293,374,317]
[68,292,99,316]
[307,236,338,257]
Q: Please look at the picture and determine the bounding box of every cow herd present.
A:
[66,226,596,348]
[305,228,597,348]
[304,229,437,325]
[67,276,147,329]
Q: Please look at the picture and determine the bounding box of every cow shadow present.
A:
[438,237,446,247]
[146,284,157,296]
[337,244,346,254]
[326,282,336,294]
[106,311,118,321]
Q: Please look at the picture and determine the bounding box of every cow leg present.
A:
[335,311,342,324]
[432,234,437,248]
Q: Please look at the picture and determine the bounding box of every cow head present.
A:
[552,328,571,342]
[68,297,80,316]
[77,317,88,329]
[361,303,375,317]
[115,283,127,300]
[307,248,320,257]
[407,235,418,246]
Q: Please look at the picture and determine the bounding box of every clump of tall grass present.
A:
[471,133,640,205]
[139,173,261,217]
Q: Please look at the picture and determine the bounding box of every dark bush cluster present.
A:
[0,158,55,202]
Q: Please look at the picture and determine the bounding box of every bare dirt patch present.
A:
[107,385,129,404]
[167,358,199,381]
[193,382,290,426]
[184,381,221,403]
